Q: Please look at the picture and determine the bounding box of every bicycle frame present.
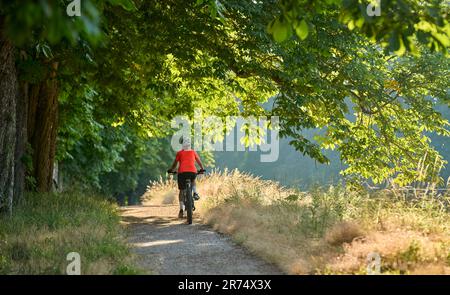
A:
[168,170,204,224]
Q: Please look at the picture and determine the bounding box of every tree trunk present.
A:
[14,81,28,203]
[0,15,18,213]
[27,62,59,192]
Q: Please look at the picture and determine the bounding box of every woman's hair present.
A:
[180,136,191,150]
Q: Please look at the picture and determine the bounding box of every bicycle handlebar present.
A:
[167,169,206,175]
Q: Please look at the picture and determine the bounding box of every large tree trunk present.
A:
[27,62,59,192]
[0,15,18,214]
[14,80,28,203]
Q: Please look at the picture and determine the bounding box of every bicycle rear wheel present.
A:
[185,181,193,224]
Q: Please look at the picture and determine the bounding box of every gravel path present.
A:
[121,204,283,275]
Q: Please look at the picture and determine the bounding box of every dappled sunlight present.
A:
[133,239,184,248]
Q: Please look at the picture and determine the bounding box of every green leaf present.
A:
[389,32,400,52]
[268,18,292,43]
[355,17,364,29]
[348,20,355,31]
[295,19,309,40]
[394,35,406,55]
[107,0,136,11]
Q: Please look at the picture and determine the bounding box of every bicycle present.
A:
[168,169,205,224]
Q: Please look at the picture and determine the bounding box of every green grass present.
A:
[0,191,141,275]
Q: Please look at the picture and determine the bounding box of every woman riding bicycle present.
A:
[168,137,205,218]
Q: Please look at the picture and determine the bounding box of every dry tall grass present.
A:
[144,169,450,274]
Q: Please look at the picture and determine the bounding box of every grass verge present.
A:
[0,191,140,274]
